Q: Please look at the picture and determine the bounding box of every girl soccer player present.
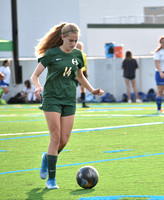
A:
[154,36,164,113]
[31,22,104,189]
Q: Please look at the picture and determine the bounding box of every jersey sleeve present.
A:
[78,51,85,69]
[154,51,160,60]
[38,49,52,67]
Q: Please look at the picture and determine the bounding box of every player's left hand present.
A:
[0,72,5,81]
[92,88,104,96]
[34,86,43,100]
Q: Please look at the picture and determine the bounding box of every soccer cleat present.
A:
[128,99,132,103]
[136,98,142,103]
[82,105,90,108]
[157,109,162,114]
[40,153,48,179]
[46,178,59,189]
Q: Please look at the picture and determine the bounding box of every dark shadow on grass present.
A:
[26,187,49,200]
[70,188,95,196]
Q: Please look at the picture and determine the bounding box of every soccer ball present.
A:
[76,166,99,189]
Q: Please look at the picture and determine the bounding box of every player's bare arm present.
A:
[0,72,5,81]
[31,62,45,100]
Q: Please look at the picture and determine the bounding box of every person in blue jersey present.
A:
[31,22,104,189]
[154,36,164,113]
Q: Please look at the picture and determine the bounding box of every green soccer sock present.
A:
[46,155,58,179]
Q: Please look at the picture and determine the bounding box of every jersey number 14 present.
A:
[63,67,72,77]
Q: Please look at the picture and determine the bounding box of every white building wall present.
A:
[86,57,156,101]
[79,0,164,54]
[87,27,164,57]
[0,57,156,102]
[0,0,79,58]
[1,0,164,58]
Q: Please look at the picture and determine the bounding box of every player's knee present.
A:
[50,132,60,145]
[157,90,163,97]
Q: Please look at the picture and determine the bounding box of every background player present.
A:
[76,42,89,108]
[154,36,164,113]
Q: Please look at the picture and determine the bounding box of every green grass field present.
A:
[0,102,164,200]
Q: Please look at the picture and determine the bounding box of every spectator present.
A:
[122,51,142,103]
[22,80,38,103]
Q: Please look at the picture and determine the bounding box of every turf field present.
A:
[0,102,164,200]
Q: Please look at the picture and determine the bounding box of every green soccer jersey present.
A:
[38,46,84,106]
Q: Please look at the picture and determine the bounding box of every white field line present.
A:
[0,131,49,136]
[76,114,163,117]
[0,113,161,117]
[0,122,163,136]
[0,113,43,117]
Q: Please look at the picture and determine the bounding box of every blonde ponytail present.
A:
[35,22,80,57]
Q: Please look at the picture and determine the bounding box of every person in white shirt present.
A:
[0,60,11,102]
[22,80,37,103]
[154,36,164,113]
